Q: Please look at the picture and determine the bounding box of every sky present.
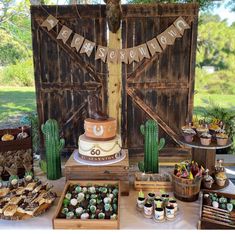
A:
[212,0,235,25]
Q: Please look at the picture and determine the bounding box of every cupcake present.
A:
[216,133,228,146]
[200,132,212,146]
[202,172,214,189]
[215,171,227,187]
[196,125,209,137]
[182,128,196,143]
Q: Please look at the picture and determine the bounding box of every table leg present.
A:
[192,148,216,173]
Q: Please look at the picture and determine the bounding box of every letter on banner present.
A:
[137,44,151,61]
[146,38,162,56]
[57,25,72,44]
[95,46,108,62]
[128,47,139,64]
[41,15,58,31]
[80,39,96,57]
[107,49,118,63]
[173,16,190,35]
[118,49,128,64]
[156,33,169,50]
[71,34,84,52]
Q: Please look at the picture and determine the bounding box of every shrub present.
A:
[0,59,34,86]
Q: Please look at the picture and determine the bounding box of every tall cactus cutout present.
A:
[41,119,65,180]
[139,120,165,173]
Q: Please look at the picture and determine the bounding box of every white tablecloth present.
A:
[0,178,235,230]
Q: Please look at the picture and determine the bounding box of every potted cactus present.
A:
[41,119,65,180]
[138,120,165,174]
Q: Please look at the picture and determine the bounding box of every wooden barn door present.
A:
[121,4,199,158]
[31,4,198,158]
[31,5,108,152]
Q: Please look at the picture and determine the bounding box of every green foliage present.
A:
[202,100,235,153]
[0,59,34,86]
[0,1,32,65]
[0,29,30,66]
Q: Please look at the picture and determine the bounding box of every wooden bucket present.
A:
[172,174,202,202]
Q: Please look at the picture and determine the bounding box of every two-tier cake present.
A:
[74,96,125,165]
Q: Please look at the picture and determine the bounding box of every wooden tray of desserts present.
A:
[0,180,56,220]
[200,190,235,229]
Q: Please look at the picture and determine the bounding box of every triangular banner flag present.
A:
[118,49,128,64]
[146,38,162,56]
[41,15,58,31]
[173,16,190,35]
[57,25,72,44]
[137,44,151,61]
[107,49,118,63]
[128,47,139,64]
[95,46,108,62]
[71,34,84,52]
[80,39,95,57]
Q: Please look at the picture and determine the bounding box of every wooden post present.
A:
[107,29,122,134]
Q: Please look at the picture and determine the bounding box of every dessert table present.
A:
[0,175,235,230]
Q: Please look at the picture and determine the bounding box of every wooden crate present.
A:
[64,149,129,196]
[53,180,120,229]
[199,190,235,229]
[134,172,172,192]
[0,127,33,180]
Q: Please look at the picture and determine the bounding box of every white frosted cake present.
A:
[78,134,122,161]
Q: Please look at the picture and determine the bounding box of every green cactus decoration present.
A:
[41,119,65,180]
[139,120,165,173]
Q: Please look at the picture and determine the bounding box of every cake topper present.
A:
[87,95,108,121]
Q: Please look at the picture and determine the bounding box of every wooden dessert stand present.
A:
[180,138,232,174]
[64,149,129,196]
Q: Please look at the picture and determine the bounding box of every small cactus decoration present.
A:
[41,119,65,180]
[139,120,165,173]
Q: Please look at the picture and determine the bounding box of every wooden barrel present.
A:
[172,174,202,202]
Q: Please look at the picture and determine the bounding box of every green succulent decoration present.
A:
[138,120,165,173]
[41,119,65,180]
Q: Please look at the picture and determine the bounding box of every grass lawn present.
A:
[0,86,36,122]
[0,86,234,122]
[193,93,235,117]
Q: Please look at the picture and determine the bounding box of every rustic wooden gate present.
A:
[31,3,199,158]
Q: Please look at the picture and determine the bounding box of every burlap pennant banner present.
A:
[107,49,118,63]
[95,46,108,62]
[128,47,139,64]
[137,44,151,61]
[71,34,84,52]
[40,14,192,63]
[118,49,128,64]
[41,15,58,31]
[57,25,72,44]
[146,38,162,56]
[80,39,95,57]
[173,16,190,35]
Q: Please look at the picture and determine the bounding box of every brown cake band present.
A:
[79,154,117,161]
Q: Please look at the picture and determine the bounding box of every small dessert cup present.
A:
[144,203,153,217]
[216,133,228,146]
[154,207,164,222]
[136,197,146,209]
[200,133,212,146]
[154,198,163,208]
[168,199,178,212]
[165,205,175,220]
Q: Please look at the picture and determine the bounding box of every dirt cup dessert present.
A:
[182,128,196,143]
[215,171,227,187]
[216,133,229,146]
[200,132,212,146]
